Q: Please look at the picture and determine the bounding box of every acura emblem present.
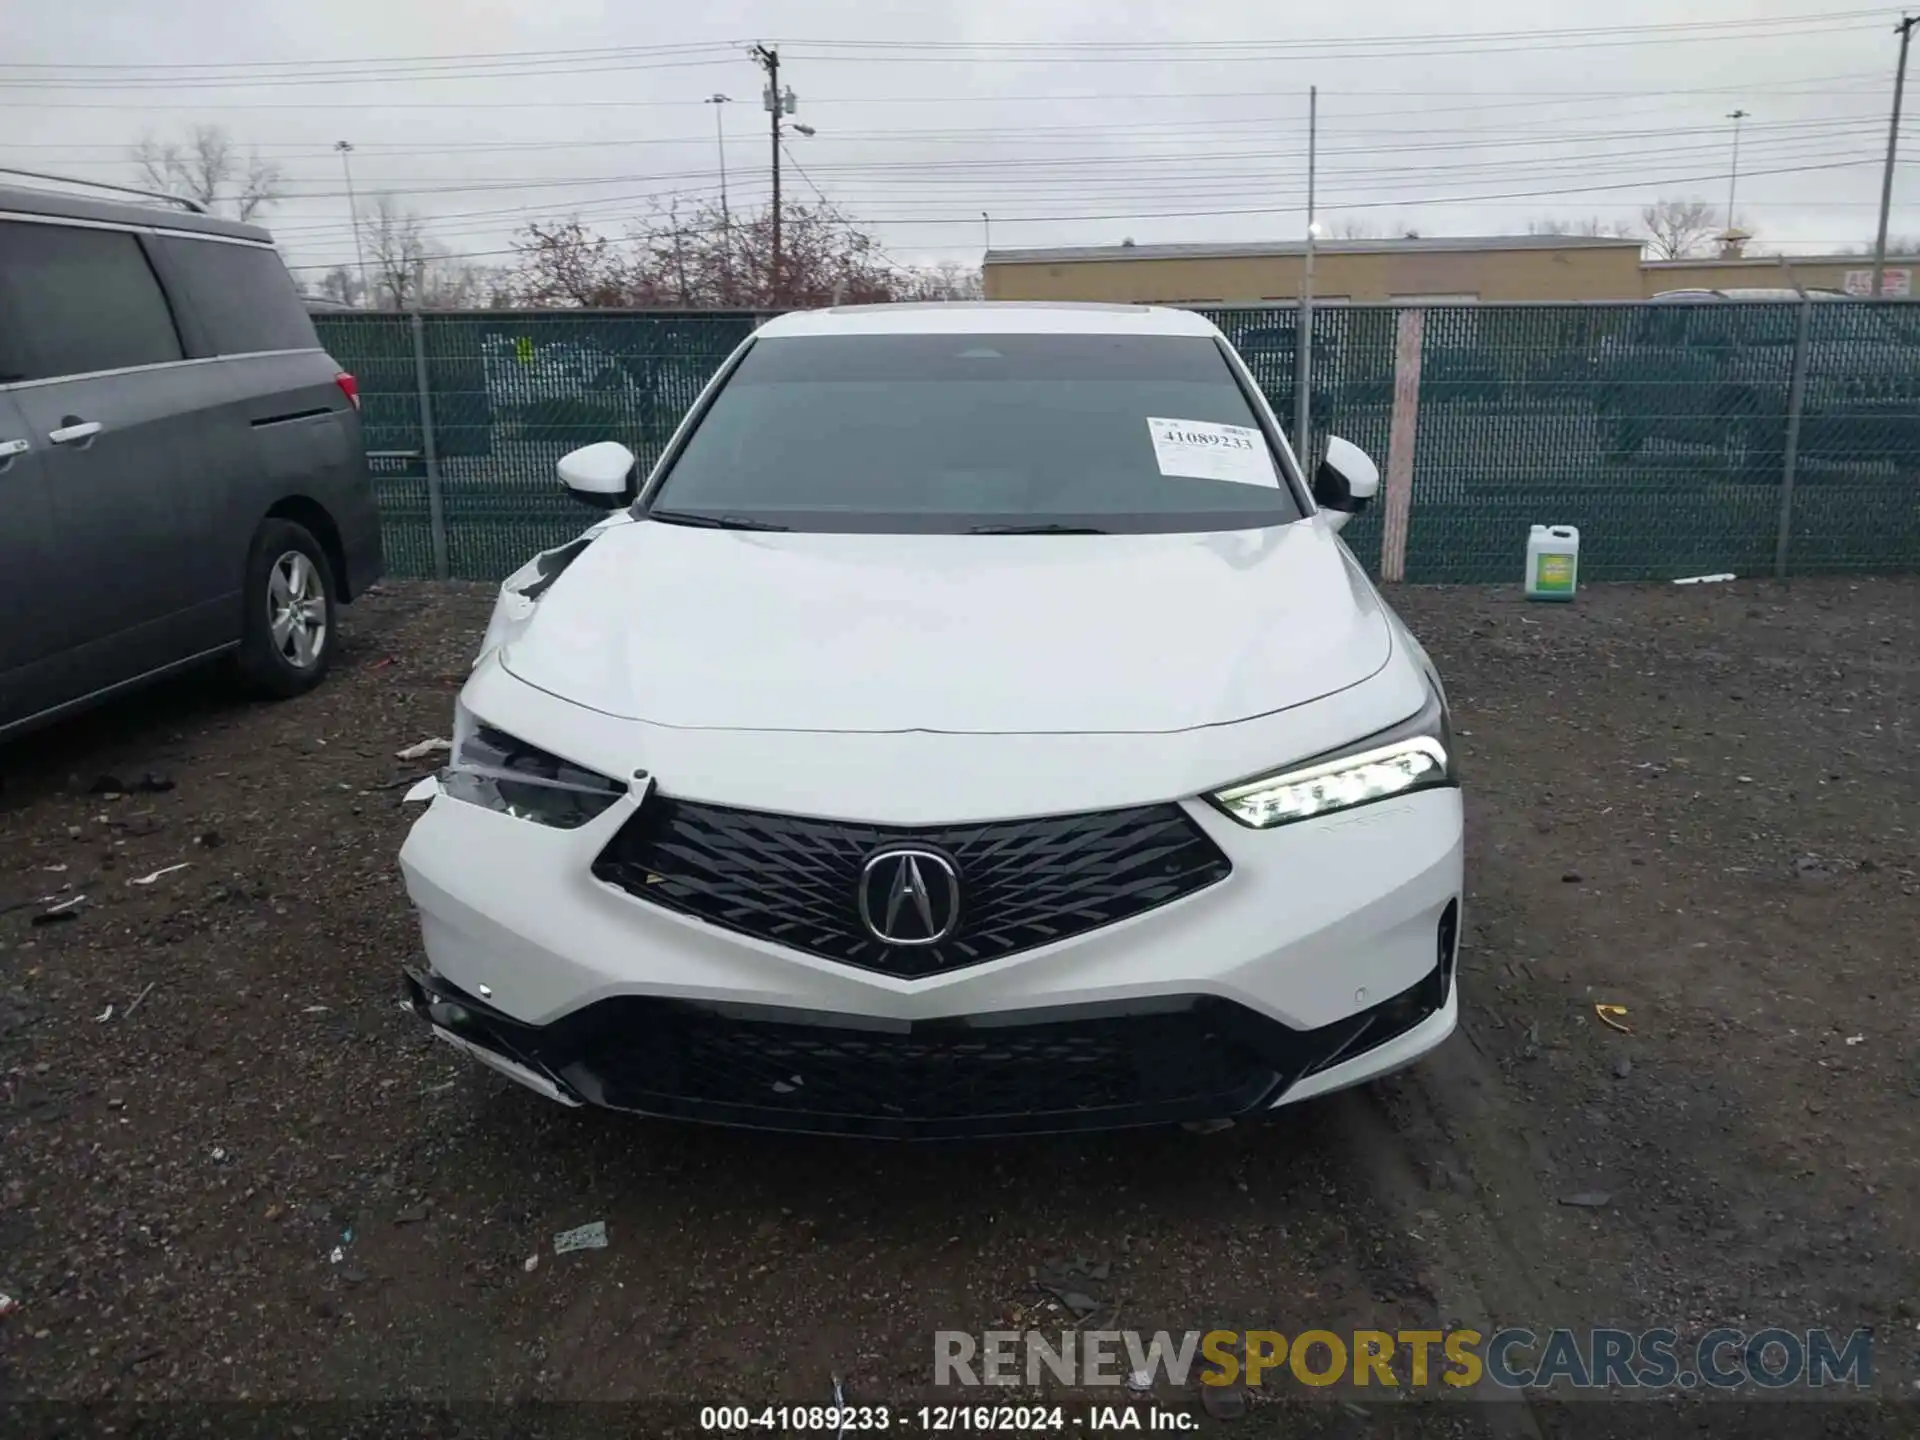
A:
[857,846,962,947]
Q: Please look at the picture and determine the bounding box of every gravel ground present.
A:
[1,574,1915,1436]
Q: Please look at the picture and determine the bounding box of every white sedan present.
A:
[398,302,1462,1139]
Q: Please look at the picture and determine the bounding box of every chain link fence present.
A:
[315,302,1920,584]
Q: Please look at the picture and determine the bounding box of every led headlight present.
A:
[441,706,625,828]
[1206,687,1457,829]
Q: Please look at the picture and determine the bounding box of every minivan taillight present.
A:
[335,372,361,411]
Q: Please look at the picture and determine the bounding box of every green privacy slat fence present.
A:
[314,303,1920,584]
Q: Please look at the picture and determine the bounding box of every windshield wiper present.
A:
[967,522,1110,535]
[648,510,791,531]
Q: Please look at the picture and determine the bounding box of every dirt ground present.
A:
[1,575,1915,1436]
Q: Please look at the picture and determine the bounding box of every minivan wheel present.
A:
[237,519,336,698]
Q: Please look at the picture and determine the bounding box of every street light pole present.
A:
[1725,108,1750,232]
[707,94,731,226]
[707,94,733,303]
[982,210,991,253]
[334,140,367,305]
[1872,15,1919,298]
[1294,85,1318,469]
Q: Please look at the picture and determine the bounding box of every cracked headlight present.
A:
[441,706,626,828]
[1206,687,1457,829]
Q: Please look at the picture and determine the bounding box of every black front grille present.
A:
[555,996,1287,1138]
[591,795,1231,978]
[406,964,1453,1139]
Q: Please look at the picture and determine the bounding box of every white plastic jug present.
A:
[1525,525,1579,601]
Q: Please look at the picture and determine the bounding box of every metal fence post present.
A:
[1380,307,1426,582]
[1293,292,1315,468]
[409,311,450,581]
[1773,297,1814,579]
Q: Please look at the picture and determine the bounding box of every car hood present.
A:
[499,518,1393,734]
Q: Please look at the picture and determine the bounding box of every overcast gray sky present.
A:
[2,1,1912,279]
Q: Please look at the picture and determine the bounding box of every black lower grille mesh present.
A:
[559,998,1285,1138]
[591,796,1231,978]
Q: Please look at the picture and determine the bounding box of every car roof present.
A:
[755,302,1222,339]
[1650,287,1850,303]
[0,183,274,245]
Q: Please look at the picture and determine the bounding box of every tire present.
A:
[236,519,336,699]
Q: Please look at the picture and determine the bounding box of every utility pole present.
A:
[1294,85,1318,468]
[1872,15,1918,298]
[1725,109,1750,232]
[334,140,367,306]
[982,210,991,253]
[750,44,785,302]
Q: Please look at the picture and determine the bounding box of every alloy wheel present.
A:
[268,551,328,670]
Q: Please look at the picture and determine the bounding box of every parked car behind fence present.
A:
[1591,290,1920,479]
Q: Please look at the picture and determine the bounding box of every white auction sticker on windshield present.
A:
[1146,417,1279,487]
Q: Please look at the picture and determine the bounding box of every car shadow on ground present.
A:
[0,615,387,809]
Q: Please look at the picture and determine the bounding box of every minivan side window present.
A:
[0,220,183,382]
[149,235,320,357]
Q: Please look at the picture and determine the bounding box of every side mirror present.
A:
[557,441,637,510]
[1313,435,1380,532]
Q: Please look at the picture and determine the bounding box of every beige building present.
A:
[982,235,1920,305]
[1642,253,1918,297]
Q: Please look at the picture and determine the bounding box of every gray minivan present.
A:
[0,174,382,741]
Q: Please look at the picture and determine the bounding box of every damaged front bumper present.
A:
[404,968,581,1108]
[401,946,1455,1141]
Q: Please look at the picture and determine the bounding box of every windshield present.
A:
[645,332,1307,534]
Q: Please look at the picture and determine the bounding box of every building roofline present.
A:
[985,235,1645,265]
[1642,253,1920,268]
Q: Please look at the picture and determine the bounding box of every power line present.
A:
[0,12,1885,84]
[6,72,1887,111]
[772,15,1895,64]
[252,126,1884,247]
[26,24,1865,93]
[238,120,1886,199]
[0,41,736,71]
[10,109,1891,168]
[774,10,1900,49]
[279,155,1886,270]
[0,55,743,91]
[266,181,744,241]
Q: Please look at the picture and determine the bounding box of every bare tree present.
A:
[1844,235,1920,255]
[1527,215,1636,239]
[418,261,515,310]
[1640,198,1721,260]
[508,198,987,309]
[511,198,916,309]
[131,125,283,220]
[362,194,435,309]
[692,201,897,307]
[510,218,639,306]
[892,260,985,301]
[311,267,368,309]
[1327,217,1379,241]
